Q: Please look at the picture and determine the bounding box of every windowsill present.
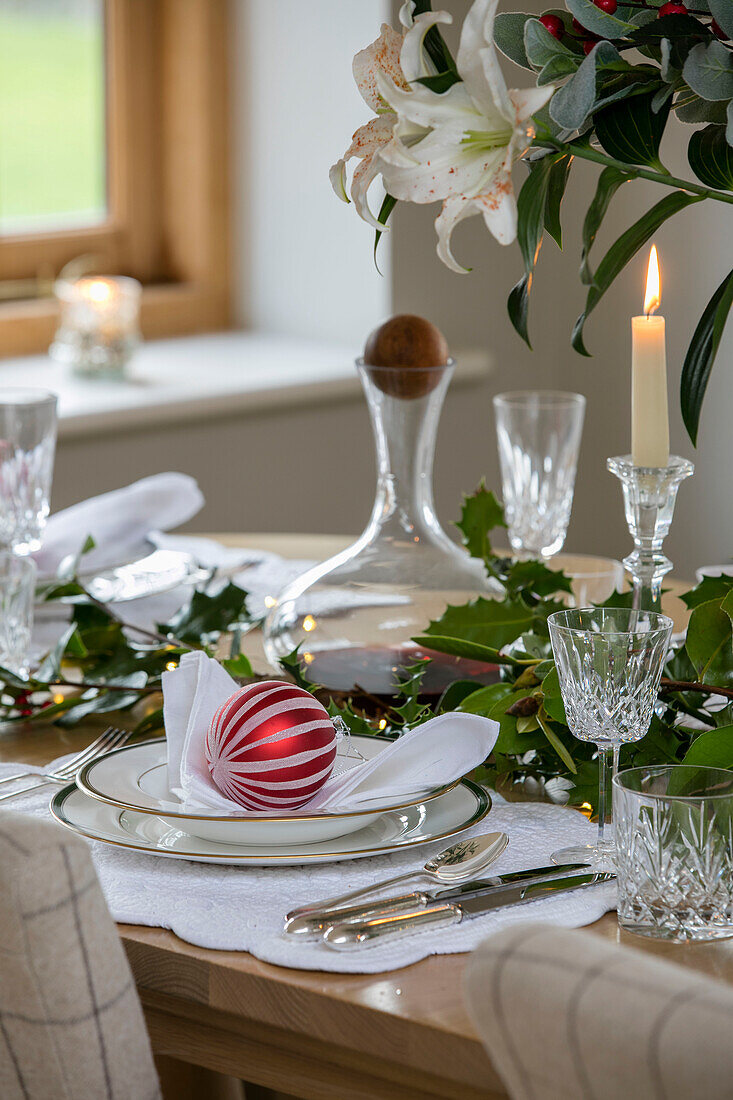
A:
[0,331,493,440]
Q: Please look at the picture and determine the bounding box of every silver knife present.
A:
[322,871,615,950]
[284,863,590,940]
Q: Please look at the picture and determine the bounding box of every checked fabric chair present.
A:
[0,809,160,1100]
[465,922,733,1100]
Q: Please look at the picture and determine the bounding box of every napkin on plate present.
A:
[163,651,499,816]
[34,473,204,580]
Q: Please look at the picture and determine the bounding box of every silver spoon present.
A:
[285,831,509,939]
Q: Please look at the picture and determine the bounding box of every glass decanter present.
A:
[263,358,501,696]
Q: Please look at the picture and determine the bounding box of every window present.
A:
[0,0,230,356]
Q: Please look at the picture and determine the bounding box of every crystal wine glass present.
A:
[493,391,585,559]
[547,607,673,868]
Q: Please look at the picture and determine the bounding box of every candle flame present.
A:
[644,244,661,317]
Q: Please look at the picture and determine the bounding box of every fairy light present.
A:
[53,693,65,705]
[165,660,178,671]
[264,595,277,608]
[378,718,388,730]
[302,615,316,632]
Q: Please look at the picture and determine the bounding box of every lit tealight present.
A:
[82,278,115,304]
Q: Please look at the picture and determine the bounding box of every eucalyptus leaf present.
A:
[688,124,733,189]
[493,12,535,70]
[573,190,703,354]
[728,99,733,145]
[524,17,576,68]
[709,0,733,40]
[683,40,733,102]
[675,91,729,123]
[565,0,636,38]
[550,41,621,131]
[680,266,733,444]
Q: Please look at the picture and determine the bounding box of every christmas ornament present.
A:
[205,680,337,811]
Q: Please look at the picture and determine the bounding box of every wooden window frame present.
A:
[0,0,231,357]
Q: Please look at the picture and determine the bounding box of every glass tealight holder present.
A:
[607,455,694,612]
[50,276,142,378]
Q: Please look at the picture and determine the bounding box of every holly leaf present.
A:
[682,573,733,609]
[455,482,506,560]
[682,725,733,768]
[221,653,254,679]
[685,598,733,687]
[421,597,535,652]
[278,647,320,691]
[161,582,249,642]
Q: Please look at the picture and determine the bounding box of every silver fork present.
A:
[0,726,133,803]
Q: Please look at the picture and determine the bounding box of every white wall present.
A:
[234,0,391,344]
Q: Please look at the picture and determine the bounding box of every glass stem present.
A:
[596,744,618,845]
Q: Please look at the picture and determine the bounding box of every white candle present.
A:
[631,245,669,468]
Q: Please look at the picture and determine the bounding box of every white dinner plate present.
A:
[75,737,460,846]
[51,780,491,866]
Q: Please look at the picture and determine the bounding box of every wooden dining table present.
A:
[4,533,733,1100]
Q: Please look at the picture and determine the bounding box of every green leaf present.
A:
[507,273,532,347]
[422,597,535,652]
[709,0,733,39]
[683,40,733,101]
[133,707,165,737]
[508,154,561,344]
[493,11,535,69]
[374,193,397,272]
[681,725,733,768]
[688,125,733,189]
[594,90,671,170]
[544,154,573,249]
[278,647,320,691]
[437,680,486,713]
[504,560,573,599]
[537,709,577,773]
[629,14,711,69]
[455,482,506,560]
[675,90,729,124]
[414,72,462,94]
[573,190,703,354]
[685,598,733,687]
[541,666,567,724]
[680,266,733,444]
[579,166,629,285]
[221,653,254,679]
[565,0,636,37]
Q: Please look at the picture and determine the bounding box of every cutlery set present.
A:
[284,830,615,951]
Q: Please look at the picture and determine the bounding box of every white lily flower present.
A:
[376,0,554,272]
[329,3,441,231]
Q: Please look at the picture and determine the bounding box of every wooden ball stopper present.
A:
[363,315,450,398]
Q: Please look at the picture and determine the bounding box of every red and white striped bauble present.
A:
[204,680,337,811]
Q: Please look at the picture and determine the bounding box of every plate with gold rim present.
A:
[51,781,491,867]
[75,737,461,846]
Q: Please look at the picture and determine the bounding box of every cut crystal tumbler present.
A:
[0,389,57,554]
[263,359,500,695]
[614,766,733,942]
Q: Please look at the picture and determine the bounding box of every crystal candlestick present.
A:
[607,455,694,612]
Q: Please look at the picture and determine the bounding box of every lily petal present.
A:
[353,23,406,113]
[381,129,506,203]
[377,70,479,128]
[457,0,512,126]
[509,85,555,124]
[399,9,452,83]
[435,197,478,273]
[475,176,518,245]
[343,115,396,162]
[351,153,389,231]
[329,158,349,203]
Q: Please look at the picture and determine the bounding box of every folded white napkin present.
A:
[34,473,204,579]
[163,651,499,816]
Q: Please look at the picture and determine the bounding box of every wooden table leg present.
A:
[155,1054,246,1100]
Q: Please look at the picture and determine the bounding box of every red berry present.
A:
[572,16,586,31]
[594,0,617,12]
[583,36,601,53]
[658,2,687,14]
[711,19,729,39]
[539,13,565,38]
